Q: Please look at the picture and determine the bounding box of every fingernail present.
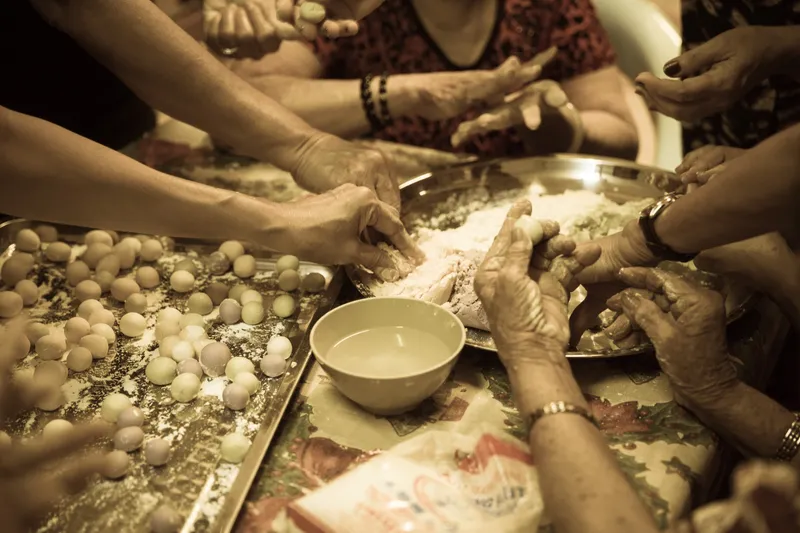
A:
[663,59,681,77]
[378,268,399,282]
[617,268,627,278]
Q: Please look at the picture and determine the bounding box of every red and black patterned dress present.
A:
[311,0,616,158]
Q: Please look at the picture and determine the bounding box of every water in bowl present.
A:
[326,326,452,378]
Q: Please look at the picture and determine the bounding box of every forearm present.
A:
[657,123,800,253]
[510,360,658,533]
[578,111,639,160]
[0,107,280,244]
[32,0,317,171]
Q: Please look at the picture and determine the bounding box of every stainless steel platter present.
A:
[0,219,343,532]
[347,154,753,358]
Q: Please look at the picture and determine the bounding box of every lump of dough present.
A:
[102,450,130,479]
[179,325,206,343]
[125,293,148,314]
[220,433,251,463]
[15,229,41,252]
[25,322,50,345]
[44,242,71,263]
[159,335,181,359]
[117,406,145,428]
[66,261,91,287]
[177,358,203,378]
[78,299,104,321]
[10,333,30,360]
[101,393,132,422]
[145,439,172,467]
[241,302,265,325]
[79,333,109,359]
[150,503,182,533]
[170,373,201,403]
[266,335,292,359]
[219,299,241,325]
[0,291,24,318]
[36,388,65,411]
[42,419,73,441]
[276,255,299,274]
[14,279,38,306]
[234,372,260,395]
[110,278,140,302]
[199,342,231,377]
[36,334,66,361]
[271,294,296,318]
[140,239,164,262]
[171,340,194,363]
[34,360,68,386]
[239,289,262,306]
[75,280,102,302]
[205,282,228,306]
[89,309,116,327]
[136,266,161,289]
[85,230,114,248]
[208,251,231,275]
[119,236,142,254]
[157,307,182,324]
[223,383,249,411]
[34,225,58,243]
[66,347,93,371]
[65,317,91,344]
[225,357,255,380]
[186,293,213,316]
[301,272,327,293]
[1,253,34,286]
[155,321,181,342]
[113,243,136,270]
[179,313,206,331]
[174,258,198,277]
[299,1,326,23]
[233,254,256,278]
[114,426,145,452]
[260,353,286,378]
[228,283,248,302]
[146,357,177,385]
[219,240,244,262]
[91,323,116,344]
[96,254,121,277]
[278,269,300,292]
[514,215,544,245]
[120,313,146,337]
[170,271,195,293]
[82,243,112,269]
[94,271,115,293]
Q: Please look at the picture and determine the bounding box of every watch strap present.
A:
[638,193,697,263]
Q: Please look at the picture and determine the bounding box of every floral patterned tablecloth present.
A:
[130,120,790,532]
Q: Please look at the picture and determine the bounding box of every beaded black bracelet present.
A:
[378,72,392,126]
[360,74,383,133]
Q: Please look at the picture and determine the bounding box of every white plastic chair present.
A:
[592,0,683,170]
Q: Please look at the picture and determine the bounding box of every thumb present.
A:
[664,41,720,78]
[354,242,399,281]
[620,291,673,348]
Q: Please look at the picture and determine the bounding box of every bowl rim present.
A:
[309,296,467,380]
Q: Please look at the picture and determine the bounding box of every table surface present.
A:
[127,124,789,532]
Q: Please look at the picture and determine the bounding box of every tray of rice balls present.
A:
[0,220,343,533]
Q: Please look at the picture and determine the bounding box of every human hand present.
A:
[675,145,747,185]
[276,0,379,39]
[204,0,303,59]
[607,267,738,408]
[292,134,400,210]
[474,200,600,365]
[272,184,423,278]
[634,27,787,122]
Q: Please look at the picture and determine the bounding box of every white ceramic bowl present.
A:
[310,297,466,415]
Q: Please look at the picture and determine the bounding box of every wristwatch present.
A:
[638,193,697,263]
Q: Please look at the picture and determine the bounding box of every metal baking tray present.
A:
[0,219,343,532]
[348,154,753,358]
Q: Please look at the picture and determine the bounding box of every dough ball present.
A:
[42,419,73,441]
[208,251,231,275]
[146,357,177,386]
[94,271,115,293]
[177,358,203,378]
[36,387,65,411]
[179,325,206,343]
[91,323,116,345]
[192,338,213,356]
[79,333,109,359]
[25,321,50,345]
[66,347,93,372]
[89,309,116,328]
[66,261,91,287]
[136,266,161,289]
[178,313,206,331]
[14,280,38,306]
[278,269,300,292]
[140,239,164,262]
[159,335,180,358]
[276,255,300,274]
[170,271,195,293]
[225,357,255,380]
[234,372,261,396]
[114,426,145,452]
[102,450,130,479]
[220,433,251,463]
[228,283,249,303]
[157,307,182,324]
[78,299,104,321]
[120,236,142,255]
[239,290,263,307]
[44,242,71,263]
[174,258,198,277]
[125,293,148,314]
[101,393,132,423]
[75,280,102,302]
[205,282,228,306]
[260,354,287,378]
[155,322,181,346]
[145,439,172,467]
[82,243,112,269]
[106,230,120,244]
[233,255,256,278]
[34,225,58,243]
[170,373,201,403]
[222,383,249,411]
[267,335,293,359]
[96,254,121,277]
[272,294,296,318]
[15,229,40,252]
[301,272,327,293]
[199,342,231,378]
[85,230,114,248]
[514,215,545,246]
[150,503,181,533]
[219,240,245,262]
[299,1,326,23]
[120,313,146,338]
[113,243,137,270]
[10,333,30,360]
[64,317,91,344]
[171,340,195,363]
[241,302,265,325]
[34,360,68,386]
[186,293,213,316]
[110,278,140,302]
[117,406,145,428]
[36,334,66,361]
[219,299,241,325]
[0,291,24,318]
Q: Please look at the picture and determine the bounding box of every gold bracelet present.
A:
[774,413,800,462]
[526,401,598,436]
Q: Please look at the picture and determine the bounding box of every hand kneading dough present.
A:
[0,291,24,318]
[136,266,161,289]
[15,229,40,252]
[150,504,182,533]
[234,372,260,395]
[89,309,116,327]
[239,290,262,306]
[117,406,145,428]
[78,299,104,321]
[219,241,245,262]
[170,373,201,402]
[120,312,146,337]
[114,426,145,452]
[103,450,131,479]
[145,439,172,467]
[241,302,265,325]
[233,255,256,278]
[219,299,242,325]
[80,334,110,359]
[65,317,91,344]
[220,433,251,463]
[1,253,34,286]
[140,239,164,262]
[36,334,67,361]
[147,357,177,385]
[225,357,255,380]
[170,271,195,293]
[66,261,91,286]
[75,280,102,302]
[199,342,231,377]
[111,278,140,302]
[125,293,148,314]
[223,383,249,411]
[67,347,93,371]
[101,393,132,422]
[271,294,296,318]
[45,242,71,262]
[82,243,112,269]
[204,282,228,306]
[85,230,114,248]
[34,225,58,243]
[187,293,213,315]
[91,323,117,344]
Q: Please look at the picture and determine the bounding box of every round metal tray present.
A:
[347,154,754,358]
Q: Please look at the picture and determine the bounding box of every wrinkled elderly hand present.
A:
[276,0,377,39]
[675,145,747,185]
[635,27,788,122]
[0,320,110,533]
[204,0,302,59]
[607,267,738,407]
[474,200,600,364]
